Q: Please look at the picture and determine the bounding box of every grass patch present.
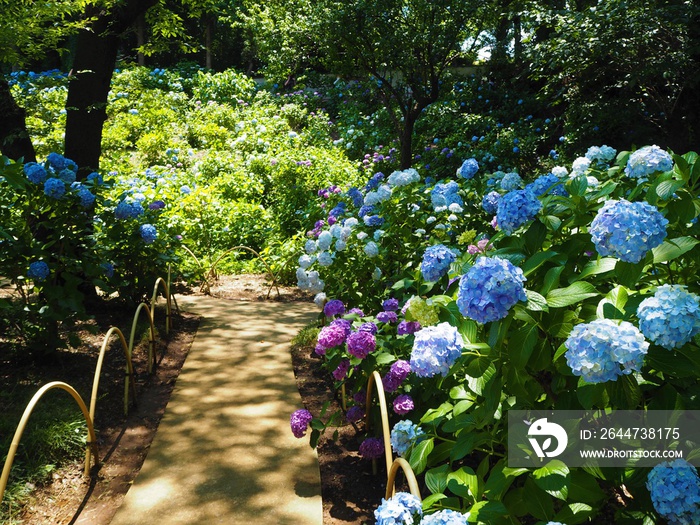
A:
[291,323,320,350]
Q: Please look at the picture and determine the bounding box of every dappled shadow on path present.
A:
[110,297,322,525]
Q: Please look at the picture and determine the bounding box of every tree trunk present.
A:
[64,0,158,177]
[205,17,213,70]
[0,76,36,162]
[399,112,418,169]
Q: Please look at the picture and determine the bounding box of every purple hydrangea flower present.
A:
[346,405,365,423]
[457,256,527,324]
[358,322,378,334]
[333,359,351,380]
[324,299,346,317]
[317,323,348,351]
[393,394,414,415]
[347,331,376,359]
[377,311,398,323]
[383,360,411,392]
[397,321,421,335]
[149,200,166,210]
[348,308,365,317]
[353,390,367,405]
[383,298,400,311]
[590,199,668,263]
[290,409,313,438]
[359,437,384,459]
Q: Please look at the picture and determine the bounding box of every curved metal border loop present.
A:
[129,302,157,374]
[208,246,281,299]
[92,326,137,425]
[0,381,99,503]
[151,276,171,335]
[180,244,211,294]
[264,252,297,300]
[385,457,422,500]
[365,370,394,477]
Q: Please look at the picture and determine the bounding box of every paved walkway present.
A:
[110,295,322,525]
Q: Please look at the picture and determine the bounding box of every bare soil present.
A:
[1,274,385,525]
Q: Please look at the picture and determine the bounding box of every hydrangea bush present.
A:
[290,143,700,524]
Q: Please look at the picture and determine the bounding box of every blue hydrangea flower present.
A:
[374,492,422,525]
[390,420,425,456]
[564,319,649,383]
[388,168,420,187]
[115,198,144,219]
[457,158,479,179]
[46,152,67,172]
[43,177,66,199]
[140,223,157,244]
[457,256,527,323]
[101,262,115,278]
[646,459,700,525]
[358,204,375,218]
[420,509,470,525]
[347,187,364,207]
[420,244,456,282]
[625,145,674,179]
[57,168,76,184]
[304,239,317,254]
[317,251,333,266]
[365,172,385,191]
[410,322,464,377]
[364,214,385,227]
[481,191,501,215]
[431,181,463,211]
[76,186,96,208]
[24,162,47,184]
[86,172,103,185]
[364,241,379,258]
[589,199,668,263]
[637,285,700,350]
[496,190,542,235]
[526,173,567,197]
[500,172,523,191]
[27,261,49,281]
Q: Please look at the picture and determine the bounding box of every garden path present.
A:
[108,295,322,525]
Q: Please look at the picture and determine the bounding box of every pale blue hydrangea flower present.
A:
[335,239,347,251]
[410,322,464,377]
[317,251,333,266]
[304,239,318,254]
[317,231,333,251]
[457,256,527,323]
[374,229,385,241]
[646,459,700,525]
[571,156,591,175]
[365,241,379,257]
[551,166,568,178]
[420,244,456,282]
[388,168,420,187]
[427,216,437,224]
[448,203,463,214]
[27,261,50,281]
[637,285,700,349]
[625,145,673,179]
[420,509,470,525]
[564,319,648,383]
[481,191,501,215]
[586,145,617,164]
[372,267,382,280]
[390,420,425,456]
[456,158,479,179]
[298,255,314,269]
[357,231,369,240]
[330,224,342,238]
[526,173,567,197]
[374,492,422,525]
[313,292,327,309]
[431,181,463,211]
[344,217,359,228]
[496,190,542,235]
[589,199,668,263]
[43,177,66,199]
[500,172,523,191]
